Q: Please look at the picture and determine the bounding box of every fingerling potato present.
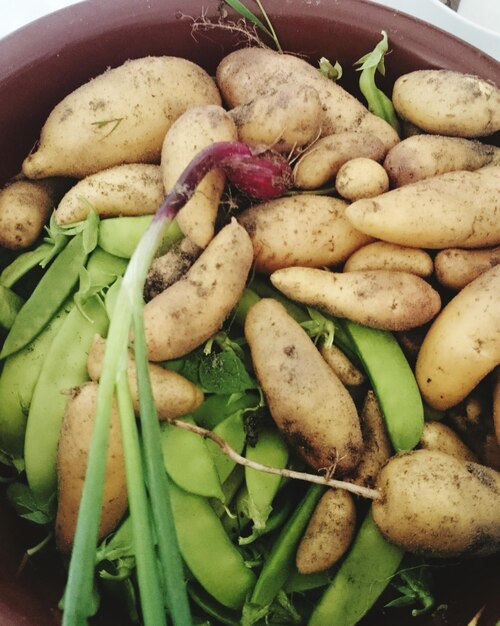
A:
[23,56,221,178]
[144,219,253,361]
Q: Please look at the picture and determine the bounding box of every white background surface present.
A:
[1,0,499,59]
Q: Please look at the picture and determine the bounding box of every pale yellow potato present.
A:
[56,382,127,553]
[238,195,372,273]
[161,105,237,248]
[23,56,221,178]
[419,422,477,462]
[144,219,253,361]
[244,298,363,474]
[335,158,389,201]
[54,164,164,225]
[416,265,500,411]
[271,267,441,331]
[344,241,433,277]
[296,489,356,574]
[294,131,386,190]
[494,369,500,447]
[230,84,323,153]
[346,391,392,489]
[87,335,204,420]
[0,179,63,249]
[346,166,500,249]
[384,135,500,187]
[434,246,500,290]
[392,70,500,137]
[216,48,399,150]
[372,449,500,557]
[319,343,365,387]
[144,237,201,301]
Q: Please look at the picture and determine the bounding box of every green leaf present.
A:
[224,0,282,51]
[6,481,55,525]
[199,350,257,394]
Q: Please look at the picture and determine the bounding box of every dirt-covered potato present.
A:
[296,489,356,574]
[0,179,64,249]
[217,48,399,150]
[87,335,204,420]
[346,166,500,249]
[344,242,433,277]
[384,135,500,187]
[144,219,253,361]
[230,84,323,153]
[293,131,386,190]
[494,369,500,447]
[143,237,201,301]
[245,298,363,474]
[372,449,500,557]
[346,391,392,489]
[419,421,477,462]
[23,56,221,178]
[161,105,237,248]
[434,246,500,290]
[335,158,389,201]
[416,265,500,411]
[271,267,441,331]
[55,382,127,553]
[392,70,500,137]
[238,195,372,273]
[55,164,164,225]
[319,343,365,387]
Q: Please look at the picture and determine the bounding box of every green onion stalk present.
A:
[62,141,293,626]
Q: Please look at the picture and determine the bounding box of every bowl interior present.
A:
[0,1,499,624]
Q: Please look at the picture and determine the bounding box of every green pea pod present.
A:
[85,247,128,285]
[342,319,424,451]
[0,232,88,359]
[308,510,404,626]
[187,582,241,626]
[24,294,109,504]
[245,428,289,531]
[0,284,24,330]
[98,216,183,259]
[206,411,246,484]
[161,417,225,501]
[169,481,256,610]
[0,242,52,289]
[0,299,73,459]
[192,392,259,430]
[248,484,323,610]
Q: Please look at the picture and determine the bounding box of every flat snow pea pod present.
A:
[206,411,246,483]
[24,294,109,504]
[342,319,424,451]
[169,481,256,610]
[98,215,183,259]
[161,417,224,501]
[0,232,87,359]
[245,428,289,530]
[308,510,404,626]
[248,484,323,610]
[0,242,52,288]
[0,299,72,459]
[0,284,24,330]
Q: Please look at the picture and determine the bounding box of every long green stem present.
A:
[115,371,166,626]
[133,305,192,625]
[62,290,130,626]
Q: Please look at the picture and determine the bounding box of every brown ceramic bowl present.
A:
[0,1,499,625]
